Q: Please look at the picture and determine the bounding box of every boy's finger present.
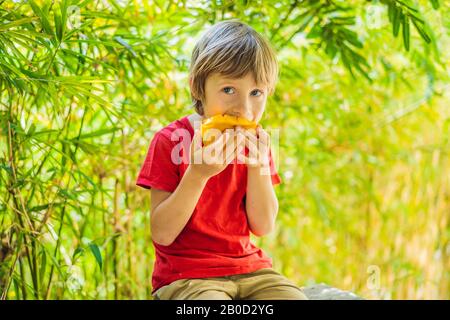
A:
[206,131,227,150]
[215,129,235,151]
[257,126,270,145]
[204,132,228,164]
[234,129,246,149]
[192,129,203,150]
[222,133,238,162]
[224,129,236,147]
[244,130,258,148]
[217,130,236,155]
[225,146,238,165]
[245,137,258,159]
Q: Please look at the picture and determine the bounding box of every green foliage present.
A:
[88,243,102,271]
[0,0,448,300]
[383,0,432,50]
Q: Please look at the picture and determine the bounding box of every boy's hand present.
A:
[235,125,271,169]
[188,129,238,179]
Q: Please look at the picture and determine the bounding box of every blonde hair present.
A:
[189,20,279,115]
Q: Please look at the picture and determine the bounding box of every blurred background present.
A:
[0,0,448,300]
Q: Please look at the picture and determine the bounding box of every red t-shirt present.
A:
[136,115,282,294]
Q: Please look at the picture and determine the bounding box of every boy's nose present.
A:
[227,107,252,121]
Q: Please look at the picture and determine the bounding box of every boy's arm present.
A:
[150,166,208,246]
[246,166,279,237]
[242,126,279,237]
[150,130,236,246]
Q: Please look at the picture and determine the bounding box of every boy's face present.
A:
[201,72,268,122]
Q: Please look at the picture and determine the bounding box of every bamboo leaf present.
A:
[60,0,69,39]
[341,50,355,80]
[0,17,37,31]
[114,36,137,57]
[41,246,64,278]
[64,39,124,48]
[57,188,77,201]
[74,169,98,191]
[73,127,121,140]
[30,203,50,212]
[27,123,36,136]
[88,243,102,271]
[0,164,13,175]
[72,247,85,261]
[28,0,54,37]
[54,10,63,42]
[388,1,394,22]
[393,6,402,37]
[430,0,439,9]
[410,16,431,43]
[395,0,419,13]
[341,29,363,49]
[402,14,410,51]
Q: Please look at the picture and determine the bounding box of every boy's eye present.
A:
[251,89,263,97]
[223,87,235,94]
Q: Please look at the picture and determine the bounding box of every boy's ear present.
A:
[189,77,194,91]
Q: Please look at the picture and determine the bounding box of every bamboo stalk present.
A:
[112,178,120,299]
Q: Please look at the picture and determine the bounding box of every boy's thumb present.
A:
[191,129,203,150]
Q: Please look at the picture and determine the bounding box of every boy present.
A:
[136,20,307,300]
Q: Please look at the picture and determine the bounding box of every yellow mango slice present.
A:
[201,114,258,146]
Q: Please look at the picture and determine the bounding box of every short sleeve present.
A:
[268,147,282,186]
[136,132,180,192]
